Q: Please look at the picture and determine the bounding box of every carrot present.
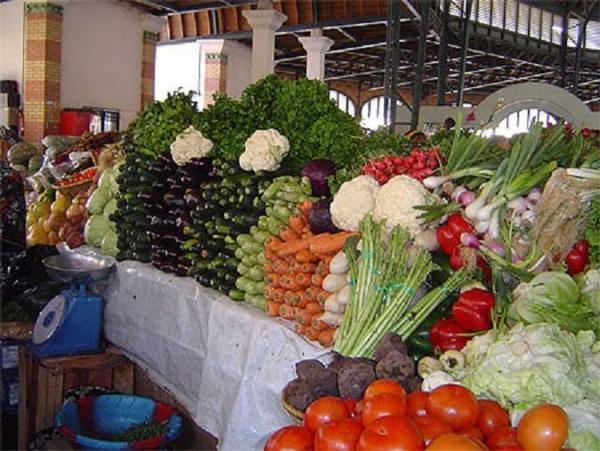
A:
[264,285,276,299]
[265,236,282,251]
[294,323,306,335]
[267,273,282,287]
[284,290,300,305]
[266,301,280,317]
[276,239,310,257]
[294,272,312,288]
[280,275,301,291]
[316,290,329,305]
[316,261,329,275]
[280,227,299,242]
[298,201,313,216]
[272,288,285,303]
[273,259,289,274]
[304,286,320,301]
[308,232,358,255]
[304,327,320,341]
[265,249,278,261]
[295,309,312,327]
[295,250,319,263]
[300,262,316,273]
[318,328,335,347]
[279,304,294,320]
[311,316,328,331]
[263,263,273,273]
[297,292,310,308]
[306,302,323,315]
[289,215,306,235]
[311,273,324,287]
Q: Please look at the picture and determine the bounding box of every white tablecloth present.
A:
[100,261,324,450]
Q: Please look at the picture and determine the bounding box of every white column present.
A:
[242,9,287,82]
[298,31,334,81]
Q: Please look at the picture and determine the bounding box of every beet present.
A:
[373,332,408,362]
[284,378,317,411]
[301,159,336,196]
[375,350,415,383]
[308,199,339,234]
[337,362,376,399]
[295,359,325,380]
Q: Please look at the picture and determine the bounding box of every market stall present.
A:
[4,73,600,451]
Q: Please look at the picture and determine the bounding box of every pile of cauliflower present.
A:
[170,126,214,166]
[330,174,439,239]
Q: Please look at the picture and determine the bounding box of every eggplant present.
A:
[138,191,162,203]
[163,192,185,207]
[187,157,213,172]
[184,189,201,210]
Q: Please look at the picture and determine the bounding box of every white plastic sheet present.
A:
[101,261,325,450]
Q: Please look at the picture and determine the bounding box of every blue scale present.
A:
[30,247,115,359]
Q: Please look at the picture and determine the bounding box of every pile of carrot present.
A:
[264,201,357,347]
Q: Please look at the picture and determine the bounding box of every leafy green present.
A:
[586,196,600,264]
[84,215,112,247]
[86,187,111,215]
[509,271,598,334]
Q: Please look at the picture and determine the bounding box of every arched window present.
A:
[486,108,558,137]
[329,90,356,116]
[360,96,388,130]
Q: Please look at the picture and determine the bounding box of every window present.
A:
[329,90,356,116]
[483,108,558,137]
[360,96,388,130]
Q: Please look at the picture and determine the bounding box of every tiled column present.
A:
[204,52,228,107]
[242,9,287,82]
[23,2,63,141]
[141,31,159,109]
[298,30,334,81]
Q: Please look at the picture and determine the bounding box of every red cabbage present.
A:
[301,159,336,196]
[308,199,339,234]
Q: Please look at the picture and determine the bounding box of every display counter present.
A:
[100,261,324,450]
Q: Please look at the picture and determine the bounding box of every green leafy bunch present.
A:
[127,91,198,157]
[586,196,600,265]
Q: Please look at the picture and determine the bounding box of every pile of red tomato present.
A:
[56,167,98,187]
[360,148,440,185]
[265,380,569,451]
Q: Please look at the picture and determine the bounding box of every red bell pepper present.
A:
[437,225,461,255]
[565,239,589,275]
[429,317,469,351]
[447,213,475,236]
[452,288,496,331]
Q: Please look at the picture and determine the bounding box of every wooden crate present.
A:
[18,347,134,449]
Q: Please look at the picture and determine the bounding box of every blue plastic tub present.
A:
[55,394,183,449]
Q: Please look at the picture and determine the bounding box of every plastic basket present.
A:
[55,394,183,449]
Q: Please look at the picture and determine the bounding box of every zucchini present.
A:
[229,289,245,302]
[248,266,264,282]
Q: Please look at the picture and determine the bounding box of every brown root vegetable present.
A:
[337,362,376,399]
[373,332,408,362]
[284,379,318,411]
[295,359,325,380]
[375,350,416,385]
[307,368,339,398]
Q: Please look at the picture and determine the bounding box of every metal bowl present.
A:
[43,253,116,283]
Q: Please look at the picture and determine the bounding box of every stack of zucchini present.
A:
[185,159,271,294]
[114,150,153,262]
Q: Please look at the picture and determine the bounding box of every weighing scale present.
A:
[30,245,116,358]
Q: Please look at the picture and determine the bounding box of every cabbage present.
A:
[452,323,600,446]
[86,187,111,215]
[579,269,600,315]
[509,271,599,334]
[103,198,117,220]
[100,229,118,256]
[84,215,111,247]
[98,168,119,195]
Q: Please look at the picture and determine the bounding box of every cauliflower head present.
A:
[373,175,438,238]
[239,129,290,172]
[330,175,380,231]
[170,126,214,166]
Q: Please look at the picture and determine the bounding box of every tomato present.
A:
[461,427,484,441]
[342,399,358,417]
[364,379,406,401]
[492,446,523,451]
[304,397,350,433]
[414,415,452,445]
[565,247,589,275]
[264,425,313,451]
[426,384,479,431]
[574,239,589,254]
[314,418,363,451]
[361,393,406,427]
[436,225,461,255]
[357,415,423,451]
[477,400,510,437]
[486,426,519,448]
[516,404,568,451]
[406,391,429,418]
[426,433,487,451]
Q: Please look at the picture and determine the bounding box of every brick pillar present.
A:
[203,53,228,107]
[23,2,63,142]
[141,31,159,109]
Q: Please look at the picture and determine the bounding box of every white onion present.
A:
[507,197,527,215]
